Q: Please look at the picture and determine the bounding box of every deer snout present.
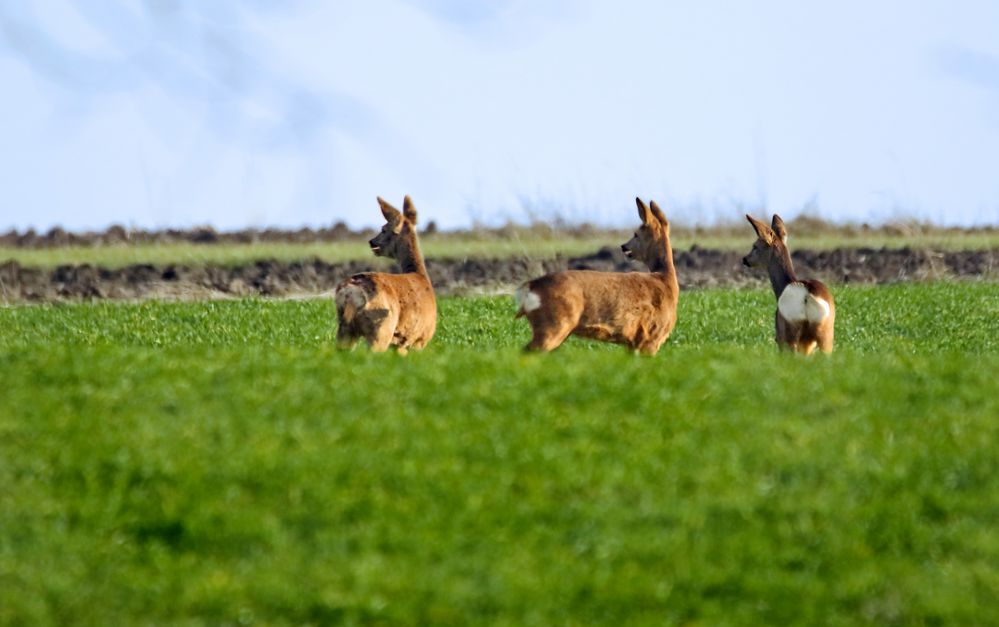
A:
[742,255,752,267]
[621,244,633,258]
[369,238,382,254]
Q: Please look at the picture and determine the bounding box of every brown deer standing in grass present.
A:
[743,214,835,354]
[514,198,679,354]
[334,196,436,354]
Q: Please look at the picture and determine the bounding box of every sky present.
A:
[1,0,998,231]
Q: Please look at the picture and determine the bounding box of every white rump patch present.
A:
[335,284,369,321]
[515,285,542,313]
[334,284,366,309]
[805,294,831,323]
[778,283,830,323]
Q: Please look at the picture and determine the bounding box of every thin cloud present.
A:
[401,0,585,43]
[0,2,378,151]
[935,44,999,92]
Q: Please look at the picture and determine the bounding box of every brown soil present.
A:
[0,224,373,248]
[0,247,995,303]
[3,218,995,249]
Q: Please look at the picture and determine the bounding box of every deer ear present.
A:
[402,195,418,225]
[636,197,653,225]
[377,196,402,226]
[771,214,787,243]
[746,214,774,244]
[649,200,668,227]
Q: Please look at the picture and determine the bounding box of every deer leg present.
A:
[367,325,395,352]
[365,311,398,352]
[526,326,574,351]
[778,317,810,353]
[629,323,658,356]
[816,318,834,354]
[635,335,667,356]
[335,316,361,350]
[521,290,583,352]
[336,328,360,350]
[794,324,823,355]
[817,335,833,354]
[524,315,577,352]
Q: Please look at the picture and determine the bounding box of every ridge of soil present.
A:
[4,219,996,249]
[0,224,372,248]
[0,246,995,303]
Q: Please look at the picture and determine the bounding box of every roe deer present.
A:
[334,196,437,354]
[743,214,835,354]
[514,198,679,354]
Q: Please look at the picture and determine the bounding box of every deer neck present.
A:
[647,237,679,290]
[767,245,798,298]
[395,234,429,278]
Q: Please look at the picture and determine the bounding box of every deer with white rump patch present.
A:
[514,198,679,354]
[743,214,835,354]
[334,196,437,354]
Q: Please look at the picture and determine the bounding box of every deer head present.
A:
[742,214,789,268]
[369,196,420,260]
[622,197,671,268]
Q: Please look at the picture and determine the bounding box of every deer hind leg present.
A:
[353,308,394,352]
[521,286,583,352]
[367,315,398,352]
[525,320,576,352]
[525,308,583,352]
[410,332,432,352]
[789,335,815,354]
[815,315,834,354]
[524,305,580,351]
[336,323,361,350]
[777,316,810,353]
[797,323,826,355]
[635,335,667,356]
[817,334,833,354]
[335,304,363,350]
[629,322,667,356]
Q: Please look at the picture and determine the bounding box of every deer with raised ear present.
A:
[334,196,437,354]
[514,197,679,354]
[743,214,835,354]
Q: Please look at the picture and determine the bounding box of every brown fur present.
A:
[515,198,679,354]
[743,214,836,354]
[334,196,436,354]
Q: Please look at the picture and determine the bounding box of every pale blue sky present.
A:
[1,0,998,230]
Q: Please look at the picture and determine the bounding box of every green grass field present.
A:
[2,283,998,625]
[3,229,999,269]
